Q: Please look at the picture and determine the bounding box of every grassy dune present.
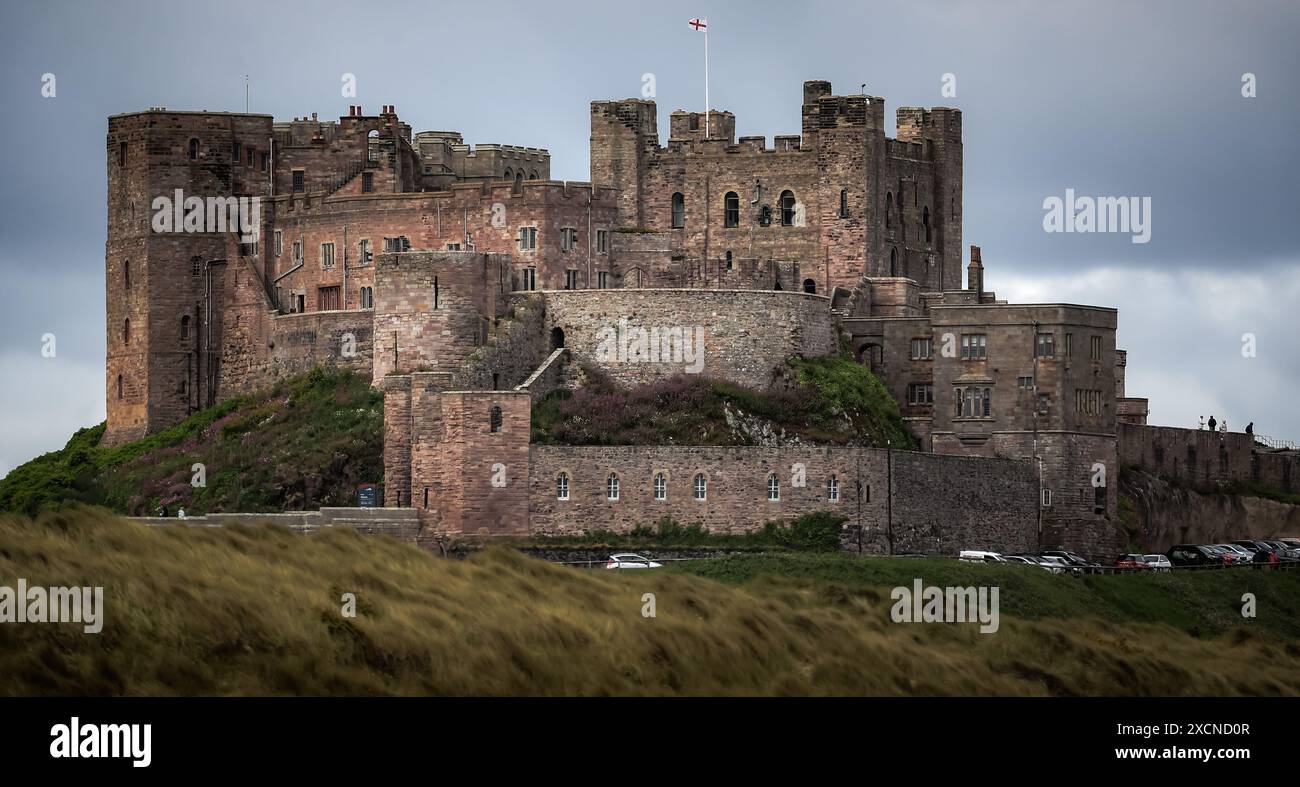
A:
[2,508,1298,696]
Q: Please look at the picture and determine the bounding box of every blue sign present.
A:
[357,485,378,508]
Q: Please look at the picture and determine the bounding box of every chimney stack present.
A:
[968,245,984,297]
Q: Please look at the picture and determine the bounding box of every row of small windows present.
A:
[554,471,842,502]
[900,332,1106,362]
[675,190,799,229]
[501,168,540,181]
[178,138,268,171]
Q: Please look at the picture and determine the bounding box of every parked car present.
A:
[1203,545,1243,565]
[1166,544,1225,567]
[604,553,662,569]
[959,550,1007,563]
[1042,550,1100,572]
[1260,540,1300,561]
[1114,553,1148,569]
[1216,543,1256,563]
[1037,555,1083,575]
[1007,554,1063,574]
[1279,537,1300,550]
[1141,554,1173,572]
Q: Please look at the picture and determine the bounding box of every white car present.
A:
[959,550,1006,563]
[1005,555,1062,573]
[1142,554,1173,572]
[604,553,662,569]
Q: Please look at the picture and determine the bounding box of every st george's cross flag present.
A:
[689,18,707,31]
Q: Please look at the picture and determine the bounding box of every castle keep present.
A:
[111,78,1278,556]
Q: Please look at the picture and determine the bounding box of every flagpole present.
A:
[704,25,710,138]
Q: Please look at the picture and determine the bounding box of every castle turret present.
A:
[590,99,658,228]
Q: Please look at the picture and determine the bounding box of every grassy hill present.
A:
[532,354,916,448]
[2,507,1297,696]
[0,368,383,517]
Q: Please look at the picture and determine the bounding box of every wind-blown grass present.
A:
[1,508,1297,696]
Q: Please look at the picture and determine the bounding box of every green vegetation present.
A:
[525,511,847,551]
[532,354,914,448]
[2,508,1297,696]
[0,368,383,517]
[668,551,1300,640]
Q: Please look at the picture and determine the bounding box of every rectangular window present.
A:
[361,171,374,193]
[1017,375,1034,389]
[295,293,305,313]
[961,334,987,360]
[232,142,241,161]
[359,239,372,265]
[1037,393,1050,415]
[596,229,609,254]
[520,267,537,291]
[1065,333,1073,357]
[907,383,934,406]
[260,151,269,172]
[565,269,578,290]
[1074,389,1104,415]
[292,170,305,193]
[384,236,410,253]
[292,240,303,263]
[446,243,461,251]
[247,147,254,166]
[560,227,578,252]
[1094,484,1107,514]
[517,226,537,251]
[909,337,933,360]
[1090,335,1103,360]
[1035,332,1055,358]
[597,271,609,289]
[274,230,283,257]
[321,242,335,270]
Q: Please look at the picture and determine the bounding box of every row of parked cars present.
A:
[1156,539,1300,568]
[961,538,1300,573]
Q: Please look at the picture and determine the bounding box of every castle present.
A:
[112,78,1290,556]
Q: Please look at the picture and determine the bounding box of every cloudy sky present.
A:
[1,0,1297,477]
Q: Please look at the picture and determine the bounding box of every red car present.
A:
[1114,554,1148,569]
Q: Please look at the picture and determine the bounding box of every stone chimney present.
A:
[967,245,984,296]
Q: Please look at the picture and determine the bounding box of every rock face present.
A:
[1121,469,1300,550]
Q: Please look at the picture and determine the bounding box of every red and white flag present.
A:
[688,17,708,31]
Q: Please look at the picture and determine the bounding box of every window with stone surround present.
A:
[886,192,893,228]
[560,227,578,252]
[907,383,934,406]
[653,473,667,501]
[320,242,335,270]
[839,189,849,219]
[961,334,987,360]
[724,192,739,227]
[359,286,373,309]
[556,473,570,501]
[596,229,609,254]
[359,238,371,265]
[564,270,578,290]
[123,318,130,346]
[597,271,608,289]
[520,267,537,291]
[1035,332,1055,358]
[923,206,931,242]
[910,337,933,360]
[490,406,502,433]
[188,138,199,160]
[517,226,537,251]
[957,386,991,418]
[116,375,123,400]
[361,171,373,193]
[607,473,619,501]
[1090,335,1103,360]
[124,260,130,290]
[779,190,796,226]
[671,193,685,228]
[827,475,839,502]
[180,315,190,340]
[693,473,707,501]
[767,473,780,501]
[1094,484,1106,515]
[1017,375,1034,389]
[292,170,304,193]
[274,231,283,257]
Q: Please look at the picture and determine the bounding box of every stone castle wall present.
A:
[540,288,836,389]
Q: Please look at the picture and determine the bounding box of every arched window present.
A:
[180,315,190,340]
[489,405,503,433]
[551,327,565,349]
[886,192,893,228]
[529,170,539,180]
[723,191,739,227]
[653,472,667,501]
[802,278,816,294]
[124,260,130,290]
[923,206,931,242]
[671,193,685,228]
[123,318,130,345]
[188,138,199,160]
[779,190,796,226]
[556,472,570,501]
[514,172,523,188]
[503,168,513,181]
[767,473,780,501]
[890,248,898,276]
[827,475,839,502]
[607,473,620,501]
[116,374,123,400]
[725,250,733,270]
[839,189,849,218]
[693,473,707,500]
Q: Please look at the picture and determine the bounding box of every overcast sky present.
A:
[1,0,1297,477]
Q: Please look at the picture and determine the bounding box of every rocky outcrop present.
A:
[1120,468,1300,549]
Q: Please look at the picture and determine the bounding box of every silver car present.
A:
[604,553,663,569]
